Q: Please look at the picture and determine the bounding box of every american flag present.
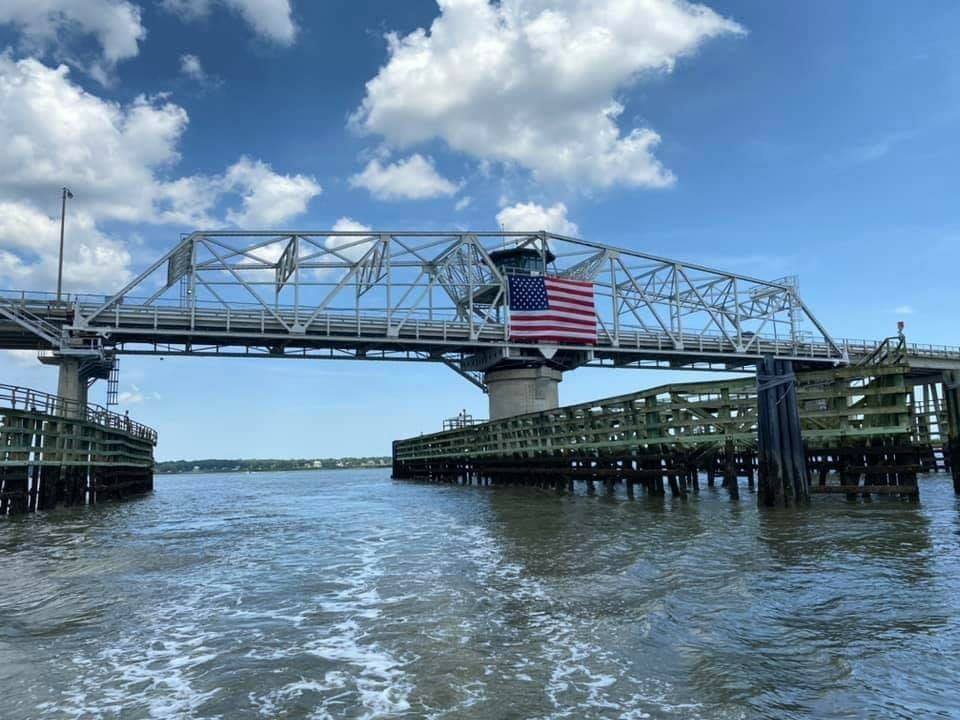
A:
[507,274,597,344]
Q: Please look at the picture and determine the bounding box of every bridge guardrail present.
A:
[0,384,157,445]
[70,301,848,359]
[843,338,960,360]
[3,288,959,363]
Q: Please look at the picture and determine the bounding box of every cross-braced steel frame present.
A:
[43,230,847,385]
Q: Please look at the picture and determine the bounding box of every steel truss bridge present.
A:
[1,231,958,388]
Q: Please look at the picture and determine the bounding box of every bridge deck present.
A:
[3,293,959,374]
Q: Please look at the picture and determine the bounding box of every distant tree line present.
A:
[155,457,391,474]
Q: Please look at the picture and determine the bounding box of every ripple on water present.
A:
[2,470,959,719]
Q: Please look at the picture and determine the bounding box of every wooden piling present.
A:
[1,389,156,516]
[392,364,936,505]
[943,371,960,494]
[756,357,809,507]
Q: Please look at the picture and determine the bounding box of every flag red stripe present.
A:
[544,277,593,290]
[510,310,596,320]
[509,324,596,330]
[509,334,596,342]
[544,300,595,314]
[512,307,595,319]
[510,325,597,334]
[510,335,597,341]
[513,315,597,328]
[547,295,594,310]
[544,285,594,300]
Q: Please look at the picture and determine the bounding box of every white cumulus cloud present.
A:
[0,56,321,294]
[0,200,132,291]
[0,56,320,227]
[0,56,188,223]
[179,53,207,81]
[156,158,321,228]
[0,0,146,79]
[223,157,321,227]
[325,217,374,263]
[162,0,296,45]
[351,0,743,189]
[349,154,460,201]
[496,201,578,236]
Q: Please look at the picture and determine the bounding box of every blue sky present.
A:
[1,0,958,460]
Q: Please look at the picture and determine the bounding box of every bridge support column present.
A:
[756,357,809,507]
[944,371,960,494]
[484,366,562,420]
[56,358,88,417]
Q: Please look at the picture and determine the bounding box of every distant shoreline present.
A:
[156,465,390,476]
[155,457,392,475]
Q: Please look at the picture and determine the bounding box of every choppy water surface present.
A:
[2,470,960,719]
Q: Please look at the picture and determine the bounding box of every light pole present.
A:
[57,186,73,302]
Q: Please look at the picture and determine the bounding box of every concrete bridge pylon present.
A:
[39,354,113,418]
[55,357,88,414]
[484,365,562,420]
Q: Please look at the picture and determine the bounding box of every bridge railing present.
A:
[0,384,157,444]
[4,289,959,363]
[843,338,960,360]
[80,301,960,360]
[0,293,869,362]
[66,299,848,358]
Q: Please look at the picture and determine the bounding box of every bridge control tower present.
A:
[473,246,569,419]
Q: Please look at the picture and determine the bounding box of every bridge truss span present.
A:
[3,231,851,383]
[65,231,847,376]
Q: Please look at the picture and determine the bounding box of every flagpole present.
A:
[57,187,72,302]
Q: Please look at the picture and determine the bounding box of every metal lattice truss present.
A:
[60,231,845,382]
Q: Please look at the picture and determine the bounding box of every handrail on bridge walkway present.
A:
[0,384,157,445]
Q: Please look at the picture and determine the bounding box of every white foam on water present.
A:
[46,617,223,720]
[28,504,723,720]
[249,676,346,719]
[47,531,417,720]
[230,605,311,627]
[306,538,415,718]
[451,522,709,720]
[422,679,489,720]
[302,618,413,718]
[240,535,416,719]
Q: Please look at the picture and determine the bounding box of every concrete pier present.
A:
[484,366,562,420]
[55,358,88,416]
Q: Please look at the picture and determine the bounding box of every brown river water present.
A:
[1,470,959,719]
